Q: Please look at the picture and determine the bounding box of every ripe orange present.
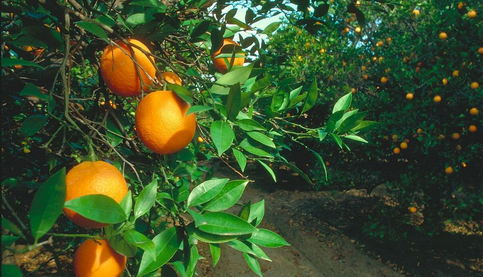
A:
[381,76,388,84]
[452,70,459,77]
[386,37,392,43]
[439,32,448,40]
[433,95,442,103]
[212,39,245,73]
[478,47,483,54]
[64,161,128,229]
[351,88,356,94]
[415,66,421,73]
[417,128,423,134]
[452,133,460,140]
[362,65,367,71]
[442,78,448,85]
[22,46,45,58]
[355,26,361,33]
[445,166,453,174]
[74,239,126,277]
[408,207,417,214]
[467,10,477,18]
[135,91,196,154]
[468,125,477,132]
[470,82,479,89]
[161,71,182,86]
[400,141,408,149]
[197,136,204,143]
[393,147,401,154]
[469,107,479,115]
[406,93,414,100]
[363,74,369,80]
[100,39,156,97]
[413,9,420,16]
[457,2,464,9]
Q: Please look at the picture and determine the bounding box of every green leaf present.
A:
[191,20,211,38]
[30,168,66,242]
[105,117,123,147]
[167,84,193,104]
[134,180,158,219]
[343,134,369,143]
[258,161,277,182]
[1,58,44,69]
[185,243,199,277]
[301,79,318,114]
[318,129,328,141]
[337,111,368,134]
[211,64,254,95]
[247,200,265,227]
[236,119,265,132]
[123,229,156,260]
[2,217,26,240]
[309,149,328,181]
[202,180,249,212]
[232,148,247,172]
[226,83,242,121]
[137,227,182,277]
[244,253,262,277]
[198,212,257,236]
[19,83,48,101]
[329,133,344,149]
[2,235,19,250]
[332,92,352,114]
[209,244,221,267]
[210,121,235,156]
[186,105,214,116]
[108,233,137,257]
[187,223,238,243]
[248,228,290,248]
[325,110,345,133]
[227,240,271,261]
[75,21,108,41]
[64,194,127,224]
[247,132,276,148]
[120,190,133,217]
[262,21,282,34]
[20,115,48,137]
[129,0,167,10]
[187,178,229,207]
[1,265,23,277]
[351,120,378,133]
[125,12,155,27]
[282,162,312,185]
[239,139,272,157]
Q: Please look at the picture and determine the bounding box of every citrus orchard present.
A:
[135,91,196,154]
[64,161,128,229]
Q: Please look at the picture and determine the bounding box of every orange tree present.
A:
[267,0,483,240]
[1,0,372,276]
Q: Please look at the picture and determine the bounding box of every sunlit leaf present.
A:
[210,121,235,156]
[75,21,108,41]
[64,194,127,224]
[187,178,229,207]
[198,212,257,236]
[202,180,249,212]
[248,228,290,248]
[134,180,158,219]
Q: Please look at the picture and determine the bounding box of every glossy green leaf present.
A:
[309,149,328,181]
[167,84,193,104]
[282,162,312,185]
[19,83,48,101]
[191,20,210,38]
[125,12,155,26]
[209,244,221,267]
[210,121,235,156]
[20,115,48,137]
[120,190,133,217]
[108,233,137,257]
[202,180,249,212]
[248,200,265,227]
[247,132,276,148]
[134,180,158,219]
[337,111,367,134]
[64,194,127,224]
[232,148,247,172]
[343,134,369,143]
[248,228,290,248]
[236,119,265,132]
[239,139,272,157]
[332,92,352,114]
[244,253,262,277]
[187,178,229,207]
[186,105,214,116]
[2,217,26,240]
[185,243,199,277]
[137,227,182,277]
[258,161,277,182]
[351,120,378,133]
[187,223,238,243]
[30,168,66,242]
[198,212,257,236]
[2,235,19,250]
[330,133,344,149]
[105,117,123,147]
[226,83,242,121]
[301,79,318,114]
[211,64,254,94]
[75,21,108,41]
[1,58,44,69]
[262,21,282,34]
[1,265,23,277]
[123,229,156,260]
[227,240,271,261]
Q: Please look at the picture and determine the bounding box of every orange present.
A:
[467,10,477,18]
[452,133,460,140]
[415,66,421,73]
[393,147,401,154]
[408,207,417,214]
[442,78,448,85]
[381,76,388,84]
[351,88,356,94]
[457,2,464,9]
[64,161,128,229]
[406,92,414,100]
[100,39,156,97]
[355,26,361,33]
[22,46,45,58]
[445,166,453,174]
[468,125,477,132]
[469,107,479,115]
[439,32,448,40]
[478,47,483,54]
[413,9,420,16]
[73,239,126,277]
[362,65,367,71]
[161,71,182,86]
[135,91,196,154]
[386,37,392,43]
[452,70,459,77]
[433,95,442,103]
[212,39,245,73]
[363,74,369,80]
[400,142,408,149]
[470,82,479,89]
[417,128,423,134]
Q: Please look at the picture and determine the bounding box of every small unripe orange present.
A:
[393,147,401,154]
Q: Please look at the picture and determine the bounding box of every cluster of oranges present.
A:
[65,37,245,276]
